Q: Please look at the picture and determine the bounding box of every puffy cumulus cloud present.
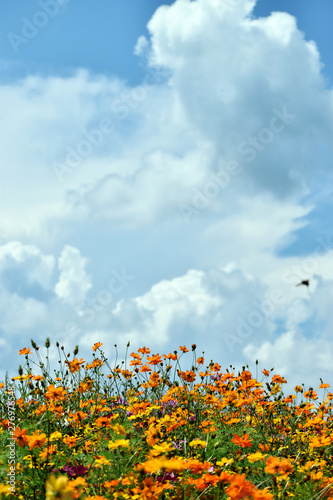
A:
[0,290,48,333]
[55,245,92,310]
[2,0,333,238]
[0,242,54,338]
[76,144,214,226]
[109,266,271,354]
[146,0,333,198]
[0,241,55,296]
[0,70,126,237]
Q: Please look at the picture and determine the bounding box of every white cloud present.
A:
[1,0,333,237]
[1,0,333,391]
[0,241,55,290]
[0,242,54,336]
[55,245,92,309]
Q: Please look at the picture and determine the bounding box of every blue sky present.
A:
[1,0,332,84]
[0,0,333,391]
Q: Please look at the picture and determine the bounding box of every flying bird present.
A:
[296,280,309,287]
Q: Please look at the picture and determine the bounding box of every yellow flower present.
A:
[152,442,175,454]
[108,439,130,450]
[189,439,206,448]
[0,484,10,494]
[111,423,127,435]
[139,457,184,474]
[45,476,74,500]
[247,452,266,463]
[94,456,112,467]
[216,457,234,467]
[49,431,62,441]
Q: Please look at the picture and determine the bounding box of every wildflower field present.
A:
[0,340,332,499]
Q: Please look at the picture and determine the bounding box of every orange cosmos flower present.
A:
[278,459,294,477]
[65,358,85,373]
[271,374,287,384]
[163,353,178,361]
[14,427,29,447]
[319,383,330,389]
[264,457,281,475]
[85,359,104,369]
[225,473,255,499]
[197,357,205,365]
[92,342,103,351]
[138,347,150,354]
[309,435,331,448]
[27,431,47,450]
[19,347,31,355]
[146,354,162,365]
[179,345,189,352]
[104,480,120,488]
[63,436,77,448]
[265,456,293,477]
[45,385,67,401]
[39,445,57,460]
[304,390,318,399]
[232,433,253,448]
[252,489,274,500]
[130,352,142,359]
[178,370,196,382]
[130,358,142,366]
[140,364,151,372]
[241,370,252,381]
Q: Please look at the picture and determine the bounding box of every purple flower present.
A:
[156,472,177,483]
[57,464,89,477]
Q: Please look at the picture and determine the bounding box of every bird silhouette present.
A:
[296,280,309,287]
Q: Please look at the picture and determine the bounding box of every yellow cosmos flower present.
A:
[152,442,175,454]
[111,423,127,435]
[247,452,266,463]
[139,457,184,474]
[189,439,207,448]
[0,484,10,494]
[94,456,112,467]
[216,457,234,467]
[45,476,74,500]
[49,431,62,441]
[108,439,130,450]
